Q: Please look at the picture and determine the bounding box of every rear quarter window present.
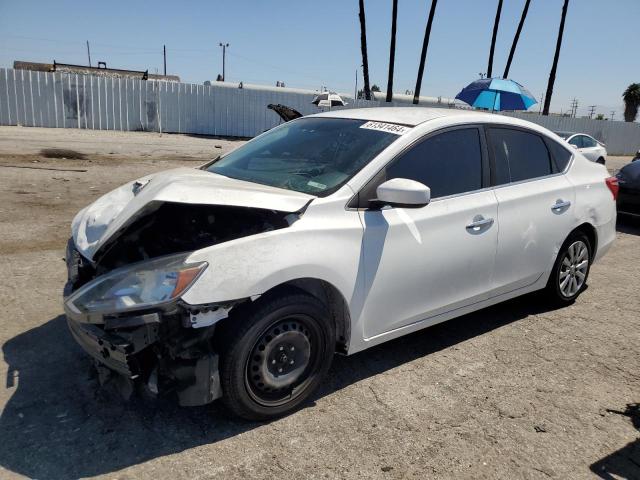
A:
[545,138,573,172]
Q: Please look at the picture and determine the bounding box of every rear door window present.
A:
[487,128,553,184]
[582,136,597,148]
[385,128,483,198]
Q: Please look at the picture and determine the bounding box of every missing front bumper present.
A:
[65,311,223,406]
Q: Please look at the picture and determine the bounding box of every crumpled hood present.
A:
[71,167,314,261]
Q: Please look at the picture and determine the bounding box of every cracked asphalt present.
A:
[0,126,638,479]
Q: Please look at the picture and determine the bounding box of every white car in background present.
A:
[555,131,607,165]
[63,108,618,420]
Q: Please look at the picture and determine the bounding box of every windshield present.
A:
[206,118,403,196]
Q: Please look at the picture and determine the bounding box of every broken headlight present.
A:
[65,253,207,315]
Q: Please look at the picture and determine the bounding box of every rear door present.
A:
[486,127,575,294]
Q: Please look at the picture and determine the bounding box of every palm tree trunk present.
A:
[385,0,398,103]
[358,0,371,101]
[413,0,438,105]
[623,102,639,122]
[543,0,569,115]
[503,0,531,79]
[487,0,503,78]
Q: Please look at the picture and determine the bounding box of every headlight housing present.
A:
[65,253,207,315]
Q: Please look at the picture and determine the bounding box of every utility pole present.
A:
[587,105,596,119]
[354,68,358,104]
[219,42,229,81]
[569,98,578,117]
[163,45,167,76]
[538,93,544,114]
[86,41,92,67]
[610,110,615,121]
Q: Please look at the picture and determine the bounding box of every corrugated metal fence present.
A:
[1,68,639,154]
[500,112,640,155]
[0,67,373,137]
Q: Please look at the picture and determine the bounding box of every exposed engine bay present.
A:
[67,202,297,291]
[64,201,300,406]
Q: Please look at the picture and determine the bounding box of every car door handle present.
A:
[466,215,494,232]
[551,199,571,212]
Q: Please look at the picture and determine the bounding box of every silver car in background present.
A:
[555,131,607,165]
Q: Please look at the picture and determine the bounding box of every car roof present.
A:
[308,107,558,133]
[309,107,486,126]
[554,131,577,138]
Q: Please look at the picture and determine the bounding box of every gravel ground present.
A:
[0,126,638,480]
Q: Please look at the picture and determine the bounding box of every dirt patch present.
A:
[39,148,87,160]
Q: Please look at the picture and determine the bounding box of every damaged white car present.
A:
[64,108,617,420]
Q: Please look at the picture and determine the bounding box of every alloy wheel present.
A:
[558,240,589,297]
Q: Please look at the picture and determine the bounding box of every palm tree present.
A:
[503,0,531,79]
[487,0,504,78]
[358,0,371,100]
[385,0,398,102]
[623,83,640,122]
[543,0,569,115]
[413,0,439,104]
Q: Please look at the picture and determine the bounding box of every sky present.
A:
[1,0,639,119]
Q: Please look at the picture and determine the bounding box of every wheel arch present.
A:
[570,222,598,259]
[222,278,351,355]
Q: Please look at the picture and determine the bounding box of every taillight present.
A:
[605,176,619,200]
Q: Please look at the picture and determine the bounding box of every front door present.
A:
[358,127,499,339]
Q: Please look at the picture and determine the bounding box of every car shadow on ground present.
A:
[589,403,640,479]
[0,293,563,479]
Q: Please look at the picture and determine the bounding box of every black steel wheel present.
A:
[219,292,335,421]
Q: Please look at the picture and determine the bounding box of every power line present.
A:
[587,105,596,119]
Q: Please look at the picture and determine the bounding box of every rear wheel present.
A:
[219,293,335,421]
[545,232,592,304]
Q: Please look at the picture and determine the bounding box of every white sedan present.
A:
[63,108,617,420]
[555,131,608,164]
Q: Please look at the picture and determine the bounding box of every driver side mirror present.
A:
[374,178,431,208]
[570,144,579,149]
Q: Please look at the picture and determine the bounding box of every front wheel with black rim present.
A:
[545,232,592,305]
[218,293,335,421]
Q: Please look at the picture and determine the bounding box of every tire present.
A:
[218,292,335,421]
[545,231,592,305]
[596,157,605,165]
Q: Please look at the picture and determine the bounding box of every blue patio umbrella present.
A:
[455,78,537,111]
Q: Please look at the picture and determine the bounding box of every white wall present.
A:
[1,68,639,154]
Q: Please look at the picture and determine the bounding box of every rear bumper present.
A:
[593,214,616,263]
